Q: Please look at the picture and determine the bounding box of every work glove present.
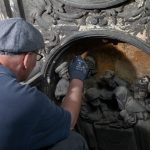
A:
[68,55,89,81]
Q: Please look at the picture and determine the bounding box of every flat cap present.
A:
[0,17,44,54]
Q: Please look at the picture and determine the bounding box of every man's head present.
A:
[0,17,44,81]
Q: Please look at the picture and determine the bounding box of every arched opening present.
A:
[37,31,150,150]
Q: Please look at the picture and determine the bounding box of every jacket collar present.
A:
[0,65,16,78]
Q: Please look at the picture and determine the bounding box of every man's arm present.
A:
[61,79,83,129]
[61,55,89,129]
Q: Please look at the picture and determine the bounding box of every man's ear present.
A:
[23,53,31,69]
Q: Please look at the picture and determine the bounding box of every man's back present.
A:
[0,65,71,150]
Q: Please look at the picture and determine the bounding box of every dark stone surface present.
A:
[94,126,137,150]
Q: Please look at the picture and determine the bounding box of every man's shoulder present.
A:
[0,76,50,111]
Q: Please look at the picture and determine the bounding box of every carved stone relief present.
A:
[55,0,128,9]
[27,0,150,53]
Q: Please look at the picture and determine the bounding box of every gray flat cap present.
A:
[0,17,44,54]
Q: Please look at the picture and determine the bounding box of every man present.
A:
[0,18,89,150]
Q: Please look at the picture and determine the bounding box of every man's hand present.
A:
[68,56,89,81]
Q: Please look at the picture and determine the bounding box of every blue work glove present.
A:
[68,56,89,81]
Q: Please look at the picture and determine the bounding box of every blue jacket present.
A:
[0,65,71,150]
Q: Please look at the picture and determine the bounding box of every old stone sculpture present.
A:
[53,53,150,132]
[54,62,69,101]
[115,76,150,126]
[28,0,150,54]
[46,48,150,149]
